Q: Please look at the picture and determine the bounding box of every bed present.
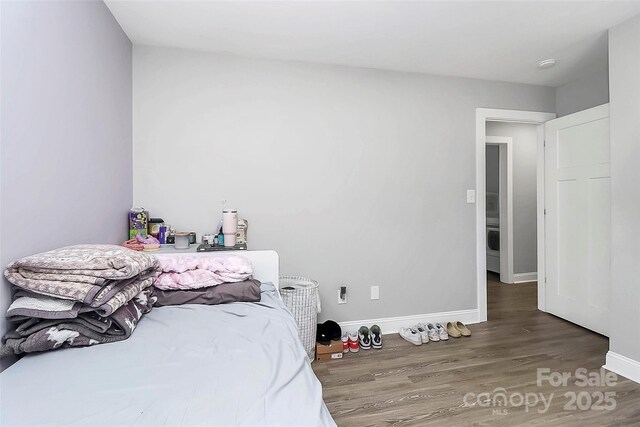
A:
[0,250,336,427]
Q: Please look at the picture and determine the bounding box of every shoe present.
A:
[446,322,462,338]
[358,326,371,350]
[348,331,359,352]
[415,323,430,344]
[399,327,422,346]
[341,332,349,353]
[455,321,471,337]
[436,323,449,340]
[370,325,383,349]
[425,323,441,342]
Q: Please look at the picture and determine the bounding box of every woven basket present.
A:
[279,276,320,362]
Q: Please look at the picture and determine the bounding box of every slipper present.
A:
[455,321,471,337]
[446,322,462,338]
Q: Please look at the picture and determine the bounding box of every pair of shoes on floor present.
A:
[342,325,383,352]
[360,325,383,350]
[399,323,448,345]
[446,321,471,338]
[342,331,360,353]
[416,323,449,343]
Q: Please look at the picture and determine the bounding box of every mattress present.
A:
[0,283,336,427]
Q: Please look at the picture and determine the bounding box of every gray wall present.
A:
[555,67,609,117]
[485,122,539,275]
[0,0,132,369]
[608,15,640,364]
[133,46,555,323]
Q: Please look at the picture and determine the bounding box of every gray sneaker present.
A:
[358,326,371,350]
[370,324,383,349]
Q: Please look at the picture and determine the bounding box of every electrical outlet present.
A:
[370,285,380,300]
[338,286,347,304]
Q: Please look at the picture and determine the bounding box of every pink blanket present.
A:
[154,256,253,291]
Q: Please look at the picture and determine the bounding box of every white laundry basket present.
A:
[279,276,320,362]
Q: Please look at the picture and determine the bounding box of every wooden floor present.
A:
[313,274,640,426]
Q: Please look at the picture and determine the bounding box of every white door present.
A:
[544,104,610,336]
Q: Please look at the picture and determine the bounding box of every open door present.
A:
[544,104,610,336]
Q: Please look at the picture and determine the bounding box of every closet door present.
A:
[544,104,610,336]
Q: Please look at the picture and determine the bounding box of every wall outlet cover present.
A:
[338,286,347,304]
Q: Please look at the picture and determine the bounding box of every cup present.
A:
[174,232,190,250]
[222,209,238,247]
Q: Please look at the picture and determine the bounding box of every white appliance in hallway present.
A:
[486,172,501,274]
[544,104,610,336]
[486,216,500,273]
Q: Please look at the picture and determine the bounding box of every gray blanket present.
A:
[1,289,156,355]
[7,270,158,318]
[2,244,160,356]
[153,278,262,307]
[4,244,158,305]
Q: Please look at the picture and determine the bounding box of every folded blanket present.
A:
[154,255,252,290]
[5,245,158,304]
[1,289,156,356]
[8,271,157,319]
[153,279,262,307]
[7,293,79,320]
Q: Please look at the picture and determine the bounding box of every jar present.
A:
[148,218,164,239]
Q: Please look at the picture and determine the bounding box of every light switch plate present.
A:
[466,189,476,204]
[370,285,380,300]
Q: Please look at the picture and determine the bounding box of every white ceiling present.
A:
[105,1,640,87]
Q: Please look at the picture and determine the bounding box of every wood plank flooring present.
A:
[313,274,640,426]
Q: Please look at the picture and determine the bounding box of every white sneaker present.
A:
[348,331,360,352]
[436,323,449,340]
[341,332,349,353]
[426,323,440,342]
[399,327,422,346]
[415,323,430,344]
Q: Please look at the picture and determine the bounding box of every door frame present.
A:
[486,136,514,284]
[475,108,556,321]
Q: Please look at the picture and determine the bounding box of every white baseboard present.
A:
[603,351,640,384]
[338,309,480,335]
[513,272,537,283]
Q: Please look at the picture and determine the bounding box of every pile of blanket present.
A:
[153,255,261,307]
[1,245,158,356]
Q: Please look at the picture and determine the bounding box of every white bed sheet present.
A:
[0,283,336,427]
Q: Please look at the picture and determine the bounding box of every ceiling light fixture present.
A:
[538,59,557,69]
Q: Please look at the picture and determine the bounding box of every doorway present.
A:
[475,109,556,322]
